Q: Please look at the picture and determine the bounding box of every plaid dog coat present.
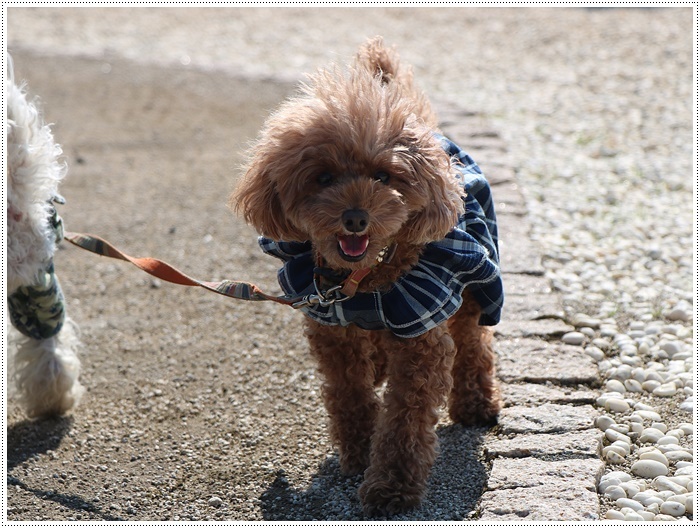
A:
[261,134,504,338]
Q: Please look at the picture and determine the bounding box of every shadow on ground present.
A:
[7,417,124,521]
[259,423,490,521]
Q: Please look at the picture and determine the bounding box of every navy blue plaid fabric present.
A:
[260,134,503,338]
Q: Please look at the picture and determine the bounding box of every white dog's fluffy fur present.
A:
[6,56,84,417]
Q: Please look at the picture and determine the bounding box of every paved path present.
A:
[436,102,604,521]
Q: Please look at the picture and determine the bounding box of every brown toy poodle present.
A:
[232,37,504,517]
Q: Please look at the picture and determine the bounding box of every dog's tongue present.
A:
[338,234,370,257]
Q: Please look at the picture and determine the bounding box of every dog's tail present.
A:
[354,36,405,86]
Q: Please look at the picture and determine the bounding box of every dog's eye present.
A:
[317,172,334,186]
[374,171,390,184]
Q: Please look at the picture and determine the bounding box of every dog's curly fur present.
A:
[232,38,501,516]
[6,56,84,418]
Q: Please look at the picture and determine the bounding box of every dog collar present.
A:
[307,242,397,306]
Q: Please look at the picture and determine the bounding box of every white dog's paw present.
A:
[9,319,84,418]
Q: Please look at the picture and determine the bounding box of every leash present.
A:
[63,231,377,309]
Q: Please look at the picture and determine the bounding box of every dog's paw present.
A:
[339,451,370,476]
[449,394,501,426]
[358,472,422,518]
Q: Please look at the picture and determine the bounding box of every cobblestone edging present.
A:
[437,102,605,522]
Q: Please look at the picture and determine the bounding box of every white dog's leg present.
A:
[6,55,84,418]
[8,318,84,418]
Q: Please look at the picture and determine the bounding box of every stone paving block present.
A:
[501,382,598,407]
[485,429,602,459]
[503,273,553,296]
[500,292,565,322]
[498,403,598,434]
[494,318,573,340]
[482,165,517,186]
[494,196,528,217]
[479,457,603,521]
[479,483,601,521]
[496,338,598,385]
[498,218,545,276]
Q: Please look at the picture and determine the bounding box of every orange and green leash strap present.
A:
[63,231,371,309]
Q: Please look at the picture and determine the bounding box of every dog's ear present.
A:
[230,159,307,242]
[401,137,465,244]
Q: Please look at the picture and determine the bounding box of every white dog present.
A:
[6,55,84,417]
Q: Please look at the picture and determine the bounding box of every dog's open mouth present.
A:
[337,234,370,262]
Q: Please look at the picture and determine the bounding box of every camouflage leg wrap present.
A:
[8,261,66,341]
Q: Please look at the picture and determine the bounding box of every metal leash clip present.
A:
[292,278,351,309]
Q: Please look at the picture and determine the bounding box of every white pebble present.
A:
[657,443,688,454]
[666,428,685,439]
[644,370,664,382]
[645,500,663,512]
[664,306,690,322]
[604,485,627,500]
[674,466,694,476]
[584,346,605,361]
[639,450,669,467]
[634,491,664,507]
[592,337,611,349]
[660,500,685,516]
[640,428,664,443]
[208,496,223,508]
[623,511,644,521]
[606,450,626,464]
[603,444,627,457]
[655,514,678,521]
[651,422,668,433]
[660,340,683,357]
[678,423,693,435]
[680,400,694,413]
[562,331,586,345]
[599,478,623,493]
[642,380,662,392]
[623,379,643,392]
[615,497,644,511]
[605,379,626,393]
[611,440,631,455]
[667,494,689,507]
[605,398,630,413]
[620,481,641,497]
[595,415,616,431]
[667,476,692,488]
[654,476,688,494]
[653,382,678,397]
[638,510,656,521]
[664,450,693,463]
[605,429,632,444]
[658,490,676,500]
[601,471,633,484]
[631,459,668,478]
[635,409,662,421]
[605,510,625,520]
[656,435,680,446]
[687,496,694,514]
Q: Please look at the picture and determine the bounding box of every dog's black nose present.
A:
[341,209,369,233]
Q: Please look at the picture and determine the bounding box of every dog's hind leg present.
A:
[305,320,380,475]
[447,291,502,425]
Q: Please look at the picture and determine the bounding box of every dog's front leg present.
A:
[359,325,456,517]
[305,320,380,475]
